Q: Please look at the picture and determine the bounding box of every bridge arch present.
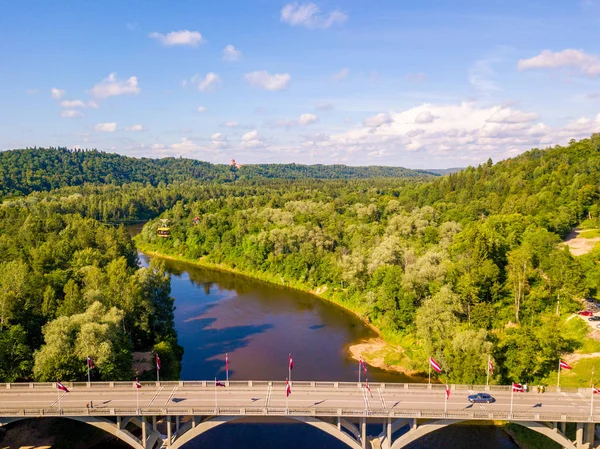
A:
[390,419,577,449]
[0,416,148,449]
[169,415,363,449]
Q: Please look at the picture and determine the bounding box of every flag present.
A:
[593,387,600,395]
[488,358,494,374]
[215,379,226,387]
[57,382,69,393]
[286,378,291,397]
[156,354,161,370]
[365,378,371,394]
[559,360,572,370]
[225,353,229,371]
[445,384,451,399]
[289,353,294,371]
[429,357,441,373]
[359,356,367,373]
[135,378,141,389]
[512,382,524,392]
[87,356,95,369]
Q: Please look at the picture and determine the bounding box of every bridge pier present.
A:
[361,417,366,449]
[166,416,172,447]
[576,422,583,448]
[141,417,148,449]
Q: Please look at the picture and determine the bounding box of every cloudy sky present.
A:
[2,0,600,168]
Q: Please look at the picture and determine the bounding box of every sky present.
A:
[1,0,599,169]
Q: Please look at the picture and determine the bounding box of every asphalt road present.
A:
[0,384,597,419]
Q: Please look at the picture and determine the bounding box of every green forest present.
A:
[0,147,430,198]
[1,134,600,386]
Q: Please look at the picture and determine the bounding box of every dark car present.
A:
[589,316,600,321]
[468,393,495,403]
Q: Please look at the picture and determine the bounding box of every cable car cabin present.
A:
[157,226,171,238]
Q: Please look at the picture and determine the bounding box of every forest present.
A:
[1,134,599,385]
[136,135,600,384]
[0,147,431,198]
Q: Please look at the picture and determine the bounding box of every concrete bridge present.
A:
[0,380,598,449]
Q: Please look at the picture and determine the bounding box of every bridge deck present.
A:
[1,381,598,423]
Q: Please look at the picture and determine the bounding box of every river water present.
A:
[138,253,520,449]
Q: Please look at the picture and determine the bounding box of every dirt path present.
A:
[564,352,600,364]
[563,228,600,256]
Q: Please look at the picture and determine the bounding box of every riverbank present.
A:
[135,242,411,377]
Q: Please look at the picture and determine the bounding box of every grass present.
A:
[578,229,600,239]
[504,423,561,449]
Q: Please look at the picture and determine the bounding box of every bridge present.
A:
[0,381,598,449]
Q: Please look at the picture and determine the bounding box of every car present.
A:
[589,316,600,321]
[579,310,594,316]
[586,297,596,303]
[468,393,496,403]
[597,324,600,329]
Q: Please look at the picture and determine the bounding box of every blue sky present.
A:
[1,0,599,168]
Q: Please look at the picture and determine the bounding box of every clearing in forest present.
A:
[562,228,600,256]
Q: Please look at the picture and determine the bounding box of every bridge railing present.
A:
[0,405,598,423]
[0,381,587,394]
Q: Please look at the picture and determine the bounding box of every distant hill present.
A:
[0,148,434,197]
[425,167,464,175]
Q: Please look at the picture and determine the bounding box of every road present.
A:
[0,382,598,420]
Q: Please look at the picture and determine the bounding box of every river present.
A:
[138,252,520,449]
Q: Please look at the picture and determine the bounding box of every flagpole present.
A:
[358,359,361,385]
[57,385,60,411]
[215,378,218,412]
[591,367,595,418]
[136,385,139,412]
[510,384,514,418]
[444,389,448,415]
[285,378,289,414]
[157,364,160,383]
[557,360,561,390]
[226,353,229,383]
[486,355,490,387]
[288,353,292,384]
[428,357,431,385]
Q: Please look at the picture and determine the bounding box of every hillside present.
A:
[0,147,434,197]
[136,134,600,385]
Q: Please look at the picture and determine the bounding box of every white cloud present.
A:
[26,89,39,95]
[60,99,99,108]
[280,2,347,29]
[244,71,291,91]
[197,106,207,113]
[241,130,267,148]
[125,124,145,132]
[364,112,393,128]
[404,73,427,83]
[224,121,239,128]
[191,73,222,92]
[223,44,242,61]
[518,49,600,77]
[301,102,600,166]
[210,133,229,149]
[51,88,65,99]
[587,92,600,99]
[61,110,83,118]
[331,68,349,81]
[299,113,319,125]
[469,58,499,95]
[149,30,204,46]
[415,111,437,124]
[315,101,334,110]
[89,73,140,98]
[95,122,117,132]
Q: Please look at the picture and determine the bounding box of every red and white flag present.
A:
[135,378,141,389]
[445,385,451,399]
[559,360,572,370]
[57,382,69,393]
[488,359,494,374]
[365,378,371,395]
[359,356,367,373]
[87,356,95,369]
[429,357,441,373]
[286,378,291,397]
[156,354,161,370]
[593,387,600,395]
[289,353,294,371]
[512,382,524,392]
